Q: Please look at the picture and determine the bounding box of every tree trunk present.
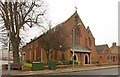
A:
[11,35,20,64]
[46,53,49,63]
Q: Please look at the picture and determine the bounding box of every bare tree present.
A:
[0,26,7,47]
[40,24,68,63]
[0,0,46,64]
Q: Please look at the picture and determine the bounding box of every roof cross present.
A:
[75,6,78,11]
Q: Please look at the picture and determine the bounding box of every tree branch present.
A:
[23,2,35,20]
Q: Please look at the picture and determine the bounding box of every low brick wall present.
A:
[2,64,7,70]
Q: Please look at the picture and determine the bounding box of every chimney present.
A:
[112,42,116,46]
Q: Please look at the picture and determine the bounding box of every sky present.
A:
[0,0,119,47]
[43,0,119,47]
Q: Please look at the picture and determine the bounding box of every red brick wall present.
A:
[96,44,119,64]
[22,11,98,64]
[98,53,118,64]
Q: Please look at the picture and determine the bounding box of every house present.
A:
[110,42,120,63]
[96,44,117,64]
[110,42,119,54]
[22,10,99,65]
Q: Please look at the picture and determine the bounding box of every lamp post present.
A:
[72,23,81,69]
[60,45,62,50]
[72,28,75,69]
[60,45,64,61]
[7,30,10,76]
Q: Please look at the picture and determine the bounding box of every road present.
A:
[2,67,119,77]
[45,67,119,77]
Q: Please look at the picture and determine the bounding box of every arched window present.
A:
[74,26,81,46]
[74,26,81,37]
[107,56,109,60]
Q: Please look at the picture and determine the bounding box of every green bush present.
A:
[102,62,106,64]
[61,53,66,61]
[57,61,63,65]
[75,60,80,65]
[111,62,118,65]
[22,62,32,68]
[92,61,95,64]
[48,60,57,70]
[69,60,73,64]
[32,62,44,71]
[69,60,80,65]
[92,61,99,64]
[43,62,47,66]
[62,60,70,65]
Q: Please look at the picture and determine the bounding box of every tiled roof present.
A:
[110,45,120,54]
[96,44,108,54]
[72,46,91,53]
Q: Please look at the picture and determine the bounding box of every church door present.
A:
[74,55,77,60]
[85,55,88,64]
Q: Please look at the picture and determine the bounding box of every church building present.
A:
[22,10,99,65]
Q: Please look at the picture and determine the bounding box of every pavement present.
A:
[1,64,120,77]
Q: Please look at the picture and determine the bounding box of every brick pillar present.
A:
[81,54,84,66]
[30,50,32,61]
[34,50,36,61]
[89,53,93,64]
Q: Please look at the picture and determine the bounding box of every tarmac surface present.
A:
[1,64,120,77]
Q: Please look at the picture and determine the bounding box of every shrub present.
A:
[22,62,32,68]
[57,61,63,65]
[61,53,66,61]
[62,60,70,65]
[97,61,99,64]
[48,60,57,70]
[75,60,80,65]
[69,60,80,65]
[92,61,99,64]
[43,62,47,66]
[32,62,44,71]
[69,60,73,64]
